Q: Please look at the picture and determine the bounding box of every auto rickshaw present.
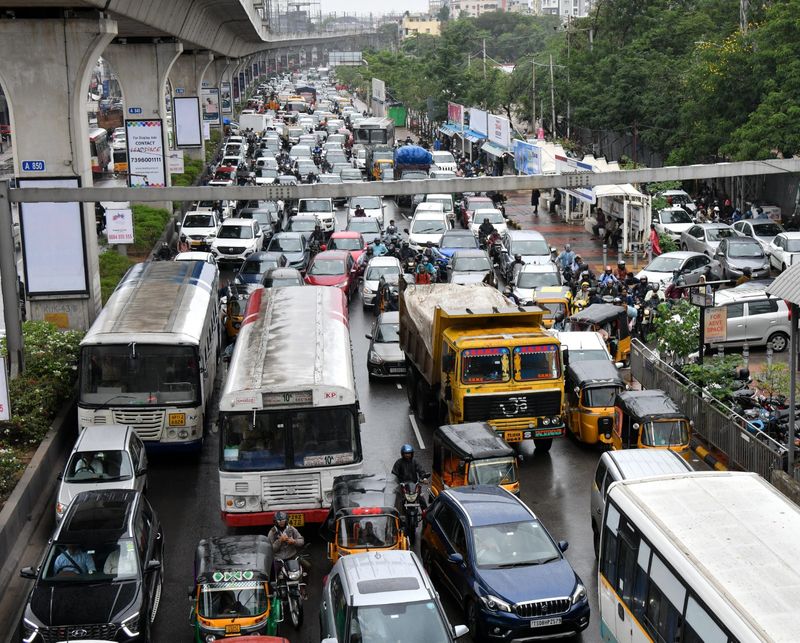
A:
[610,389,692,453]
[372,158,393,181]
[565,360,626,446]
[532,286,573,327]
[567,303,631,365]
[190,535,279,640]
[320,474,409,564]
[431,422,520,496]
[222,284,249,343]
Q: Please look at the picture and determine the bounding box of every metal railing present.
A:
[630,339,786,480]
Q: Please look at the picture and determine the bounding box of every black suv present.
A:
[20,489,164,642]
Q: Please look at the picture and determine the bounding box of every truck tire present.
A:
[534,438,553,453]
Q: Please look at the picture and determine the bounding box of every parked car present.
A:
[421,486,590,641]
[366,311,406,379]
[210,218,264,264]
[635,251,720,285]
[320,550,467,643]
[653,206,694,240]
[767,231,800,272]
[446,249,495,286]
[178,210,220,251]
[361,256,402,308]
[20,490,164,643]
[679,223,736,256]
[304,249,358,301]
[439,229,480,259]
[714,237,770,281]
[234,251,288,290]
[266,232,311,273]
[732,219,785,253]
[711,284,791,352]
[56,425,147,521]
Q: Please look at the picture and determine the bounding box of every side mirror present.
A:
[365,333,372,340]
[573,386,580,397]
[145,560,162,572]
[20,566,37,579]
[404,228,409,234]
[615,362,624,369]
[558,540,569,552]
[447,552,464,566]
[454,624,469,639]
[175,221,182,229]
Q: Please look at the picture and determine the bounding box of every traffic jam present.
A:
[16,68,800,643]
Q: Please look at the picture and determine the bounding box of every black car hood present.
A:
[29,580,139,625]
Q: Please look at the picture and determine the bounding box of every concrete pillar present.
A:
[169,50,214,161]
[102,39,183,193]
[0,16,117,329]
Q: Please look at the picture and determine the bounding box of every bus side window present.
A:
[644,554,687,643]
[614,524,639,609]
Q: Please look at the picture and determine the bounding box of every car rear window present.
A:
[357,577,420,594]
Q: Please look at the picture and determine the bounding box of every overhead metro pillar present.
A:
[169,50,214,161]
[0,15,116,330]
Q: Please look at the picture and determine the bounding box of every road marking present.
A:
[396,383,403,390]
[408,414,426,449]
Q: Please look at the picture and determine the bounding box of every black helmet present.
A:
[275,511,288,525]
[514,254,522,262]
[401,444,414,457]
[554,312,565,323]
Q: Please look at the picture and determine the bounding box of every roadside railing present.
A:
[630,338,786,480]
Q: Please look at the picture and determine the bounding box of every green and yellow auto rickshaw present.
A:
[565,360,626,446]
[568,303,631,365]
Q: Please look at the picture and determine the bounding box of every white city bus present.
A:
[353,117,395,148]
[218,285,364,527]
[78,260,220,451]
[599,471,799,643]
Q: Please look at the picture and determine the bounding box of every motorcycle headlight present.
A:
[121,612,140,637]
[287,569,303,581]
[571,582,587,605]
[480,594,512,613]
[369,350,383,364]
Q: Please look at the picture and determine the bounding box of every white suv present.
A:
[178,210,220,250]
[211,218,264,264]
[297,198,335,233]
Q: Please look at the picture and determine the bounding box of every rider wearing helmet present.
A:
[267,511,305,573]
[391,444,428,508]
[645,281,666,304]
[615,260,628,281]
[599,265,618,287]
[503,285,521,306]
[552,311,566,331]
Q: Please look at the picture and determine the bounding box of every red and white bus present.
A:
[89,128,111,176]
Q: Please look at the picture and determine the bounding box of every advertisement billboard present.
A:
[513,140,542,176]
[220,81,232,114]
[106,207,134,245]
[200,87,220,125]
[555,153,595,203]
[447,102,464,128]
[468,108,488,136]
[232,76,240,104]
[371,78,386,117]
[704,307,728,343]
[487,114,511,148]
[125,119,167,187]
[173,97,202,148]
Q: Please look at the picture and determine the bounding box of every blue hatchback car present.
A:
[421,486,590,641]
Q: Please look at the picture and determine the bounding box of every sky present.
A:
[319,0,428,15]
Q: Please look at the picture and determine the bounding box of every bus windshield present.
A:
[81,344,199,405]
[221,407,360,471]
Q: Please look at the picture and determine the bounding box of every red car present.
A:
[327,231,367,263]
[304,249,358,301]
[460,195,496,229]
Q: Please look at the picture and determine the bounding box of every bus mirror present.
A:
[574,387,580,397]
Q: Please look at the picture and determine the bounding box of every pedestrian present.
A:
[531,188,541,216]
[549,189,562,215]
[592,208,606,240]
[648,224,662,258]
[94,202,106,235]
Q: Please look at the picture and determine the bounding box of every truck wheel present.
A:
[534,438,553,453]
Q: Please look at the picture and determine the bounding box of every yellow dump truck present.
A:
[399,283,566,452]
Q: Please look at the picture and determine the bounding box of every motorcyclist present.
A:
[615,260,628,282]
[415,255,436,284]
[599,265,618,289]
[503,286,521,305]
[478,217,497,243]
[353,204,366,217]
[552,311,567,331]
[371,237,388,257]
[644,282,666,304]
[356,244,374,272]
[508,253,525,283]
[424,241,446,262]
[391,444,428,508]
[632,276,649,301]
[399,241,415,263]
[385,219,399,236]
[574,282,591,308]
[557,244,575,272]
[267,511,306,577]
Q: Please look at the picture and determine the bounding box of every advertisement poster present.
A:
[201,87,220,125]
[468,108,488,136]
[125,119,166,187]
[167,150,185,174]
[447,102,464,128]
[487,114,511,149]
[513,140,542,176]
[239,72,246,97]
[232,76,240,104]
[173,97,202,148]
[704,307,728,343]
[106,208,134,245]
[221,81,232,114]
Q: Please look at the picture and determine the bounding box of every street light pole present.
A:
[549,54,556,139]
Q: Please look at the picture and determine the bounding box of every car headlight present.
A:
[480,594,512,613]
[121,612,140,637]
[542,417,551,426]
[571,582,587,605]
[56,502,67,517]
[369,350,383,365]
[206,233,216,240]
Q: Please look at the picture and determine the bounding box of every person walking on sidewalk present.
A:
[531,189,541,216]
[592,208,606,240]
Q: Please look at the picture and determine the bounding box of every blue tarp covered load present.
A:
[394,145,433,165]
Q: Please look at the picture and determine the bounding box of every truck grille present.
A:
[39,624,118,643]
[514,598,570,618]
[463,391,562,422]
[112,409,164,441]
[262,473,322,508]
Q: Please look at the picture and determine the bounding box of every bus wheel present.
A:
[533,438,553,453]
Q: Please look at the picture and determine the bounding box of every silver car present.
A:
[732,219,785,252]
[711,284,791,352]
[366,311,406,379]
[512,263,562,304]
[714,237,770,280]
[56,425,147,521]
[679,223,737,256]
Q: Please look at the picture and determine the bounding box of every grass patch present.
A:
[132,204,171,253]
[99,250,134,303]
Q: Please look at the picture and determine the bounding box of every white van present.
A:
[407,203,450,250]
[431,150,457,173]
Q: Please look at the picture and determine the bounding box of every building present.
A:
[539,0,593,18]
[400,14,441,38]
[429,0,446,16]
[449,0,500,18]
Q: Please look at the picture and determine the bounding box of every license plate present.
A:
[225,624,241,634]
[288,513,305,527]
[168,412,186,426]
[389,367,406,374]
[531,617,562,628]
[505,430,523,443]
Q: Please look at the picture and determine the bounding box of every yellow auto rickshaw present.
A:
[320,474,409,564]
[567,303,631,365]
[532,286,573,328]
[372,158,393,181]
[190,535,279,639]
[565,360,625,446]
[222,284,249,343]
[610,389,692,453]
[431,422,520,497]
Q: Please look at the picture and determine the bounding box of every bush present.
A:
[132,204,171,252]
[659,233,679,254]
[0,446,23,499]
[171,159,205,187]
[99,250,134,304]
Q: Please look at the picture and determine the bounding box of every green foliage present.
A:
[0,446,23,500]
[99,250,134,304]
[205,128,222,164]
[652,300,699,364]
[755,362,800,399]
[681,354,743,402]
[659,233,678,253]
[131,204,171,252]
[171,159,204,187]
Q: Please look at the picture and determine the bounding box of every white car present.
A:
[469,208,508,238]
[431,150,457,173]
[361,256,402,308]
[407,205,450,250]
[210,218,264,264]
[178,210,220,249]
[297,197,335,233]
[174,251,217,265]
[767,232,800,272]
[56,425,147,521]
[732,219,785,253]
[635,251,716,286]
[547,330,617,365]
[653,207,694,240]
[423,194,456,226]
[512,263,562,303]
[347,196,384,220]
[656,189,696,213]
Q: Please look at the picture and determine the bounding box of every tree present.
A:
[651,300,699,365]
[437,5,449,22]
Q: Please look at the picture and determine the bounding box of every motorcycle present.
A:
[399,479,428,547]
[273,548,309,630]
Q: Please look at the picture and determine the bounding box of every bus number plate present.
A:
[288,513,305,527]
[505,431,523,443]
[532,617,561,628]
[168,413,186,426]
[225,624,241,634]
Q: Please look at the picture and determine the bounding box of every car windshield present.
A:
[467,457,517,486]
[452,256,491,272]
[441,235,477,249]
[411,219,446,234]
[660,210,692,224]
[299,200,332,213]
[241,259,278,275]
[786,239,800,252]
[645,256,685,272]
[472,520,560,568]
[471,202,495,212]
[290,220,317,232]
[517,271,560,289]
[309,259,346,276]
[512,345,561,381]
[728,242,764,258]
[351,197,381,209]
[269,238,303,253]
[365,265,400,281]
[199,582,269,619]
[642,420,689,447]
[433,152,455,164]
[336,515,397,549]
[183,215,214,228]
[583,386,621,408]
[510,239,549,256]
[752,222,782,237]
[64,450,133,483]
[218,225,253,240]
[349,601,451,643]
[43,538,139,582]
[665,193,690,205]
[477,212,505,225]
[462,347,510,384]
[331,237,362,251]
[348,220,380,233]
[375,322,400,343]
[267,277,303,288]
[706,227,735,241]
